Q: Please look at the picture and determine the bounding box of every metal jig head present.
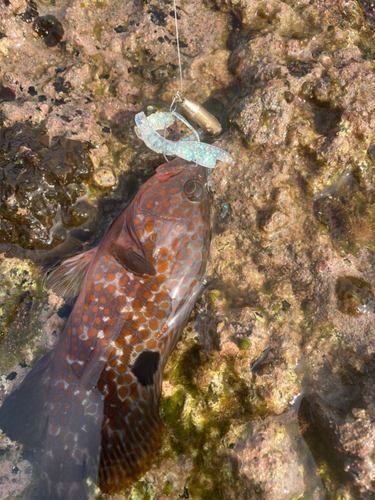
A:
[173,92,222,136]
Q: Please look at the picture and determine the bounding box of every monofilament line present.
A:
[173,0,183,93]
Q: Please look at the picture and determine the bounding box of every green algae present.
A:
[238,338,251,350]
[0,257,49,372]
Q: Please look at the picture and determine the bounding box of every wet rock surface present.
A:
[2,0,375,499]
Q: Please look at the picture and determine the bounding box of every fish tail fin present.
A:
[37,476,89,500]
[0,350,54,445]
[98,394,164,493]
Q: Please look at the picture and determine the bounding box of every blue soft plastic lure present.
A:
[135,111,234,169]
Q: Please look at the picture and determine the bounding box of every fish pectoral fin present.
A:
[110,242,156,277]
[46,247,97,298]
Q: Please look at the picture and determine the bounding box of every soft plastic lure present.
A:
[135,111,234,169]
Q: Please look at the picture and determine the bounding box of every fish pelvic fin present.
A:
[97,376,163,493]
[0,350,54,446]
[46,247,97,298]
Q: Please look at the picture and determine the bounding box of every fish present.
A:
[0,157,211,499]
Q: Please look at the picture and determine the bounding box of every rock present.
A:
[2,0,375,497]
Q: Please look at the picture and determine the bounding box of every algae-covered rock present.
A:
[3,0,375,498]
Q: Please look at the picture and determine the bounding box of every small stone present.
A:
[93,167,117,187]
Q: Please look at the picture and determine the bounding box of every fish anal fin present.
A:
[46,247,97,298]
[110,242,156,277]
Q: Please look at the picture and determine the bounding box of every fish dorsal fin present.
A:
[110,242,156,277]
[46,247,97,298]
[155,157,189,175]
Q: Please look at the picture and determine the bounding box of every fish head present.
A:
[137,158,210,223]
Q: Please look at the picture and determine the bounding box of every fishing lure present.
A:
[0,158,211,499]
[135,111,234,169]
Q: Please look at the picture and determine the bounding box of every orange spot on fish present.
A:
[130,321,139,331]
[136,345,143,352]
[82,314,89,322]
[132,298,142,310]
[146,200,155,210]
[95,273,102,280]
[173,208,183,217]
[121,347,132,364]
[147,339,156,349]
[119,386,128,398]
[94,317,102,325]
[145,220,154,232]
[141,329,150,340]
[149,319,158,331]
[134,217,141,226]
[100,296,107,305]
[159,189,167,196]
[89,293,95,301]
[107,284,115,294]
[144,242,154,252]
[95,283,103,292]
[142,290,153,300]
[172,196,180,205]
[170,186,180,194]
[117,364,126,373]
[119,276,129,286]
[83,303,89,311]
[158,262,168,273]
[106,272,115,281]
[156,309,166,320]
[176,250,184,260]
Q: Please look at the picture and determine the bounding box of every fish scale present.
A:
[0,158,210,499]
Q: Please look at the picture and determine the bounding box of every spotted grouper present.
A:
[0,158,210,499]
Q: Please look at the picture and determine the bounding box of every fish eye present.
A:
[184,179,204,202]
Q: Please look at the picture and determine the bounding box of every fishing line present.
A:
[173,0,183,94]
